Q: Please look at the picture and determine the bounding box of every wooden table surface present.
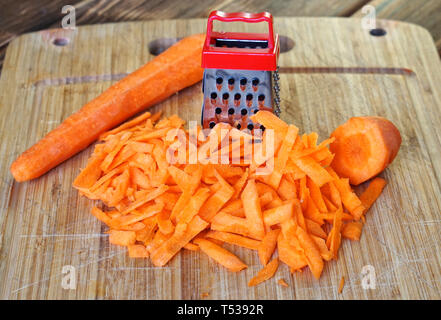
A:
[1,0,441,74]
[1,15,441,300]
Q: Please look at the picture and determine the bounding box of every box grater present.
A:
[201,11,280,130]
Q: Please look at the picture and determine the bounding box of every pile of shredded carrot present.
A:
[73,110,386,284]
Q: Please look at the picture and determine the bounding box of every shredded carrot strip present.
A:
[277,176,297,201]
[341,221,363,241]
[74,112,386,281]
[248,258,279,287]
[307,177,327,213]
[146,230,171,254]
[294,156,333,187]
[150,216,208,267]
[121,185,169,214]
[241,179,265,240]
[194,238,247,272]
[109,230,136,246]
[128,244,150,258]
[296,227,324,279]
[305,194,325,226]
[100,112,153,140]
[177,188,211,224]
[311,235,333,261]
[211,212,255,239]
[359,177,387,213]
[205,231,260,250]
[327,206,343,259]
[338,276,345,294]
[331,175,365,220]
[278,278,289,287]
[157,210,174,235]
[263,201,294,227]
[232,169,249,199]
[268,125,298,189]
[109,203,163,228]
[258,229,280,266]
[91,206,112,226]
[305,218,327,239]
[277,233,307,271]
[184,243,199,251]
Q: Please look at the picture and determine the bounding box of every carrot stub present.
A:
[330,116,401,185]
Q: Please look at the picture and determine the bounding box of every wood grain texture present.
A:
[0,17,441,300]
[0,0,368,41]
[5,0,441,73]
[353,0,441,53]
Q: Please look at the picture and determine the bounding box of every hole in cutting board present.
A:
[370,28,387,37]
[53,38,69,46]
[148,38,182,56]
[279,35,294,53]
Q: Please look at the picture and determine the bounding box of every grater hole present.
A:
[209,122,216,129]
[234,93,241,100]
[222,93,229,100]
[215,107,222,114]
[260,125,265,131]
[258,94,265,101]
[210,92,217,99]
[252,78,259,86]
[253,109,259,114]
[228,108,235,115]
[241,109,248,116]
[236,123,241,129]
[246,94,253,101]
[216,77,223,84]
[228,78,235,85]
[240,78,247,86]
[247,123,254,131]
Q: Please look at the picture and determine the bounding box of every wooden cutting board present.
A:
[1,17,441,300]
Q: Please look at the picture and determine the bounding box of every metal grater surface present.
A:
[200,11,280,129]
[201,68,274,130]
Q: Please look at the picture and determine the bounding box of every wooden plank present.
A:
[352,0,441,53]
[0,0,369,73]
[0,17,441,299]
[0,0,83,45]
[53,0,369,24]
[2,0,441,75]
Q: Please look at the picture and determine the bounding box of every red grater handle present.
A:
[205,11,275,49]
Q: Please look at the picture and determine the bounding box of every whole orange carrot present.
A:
[10,34,205,182]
